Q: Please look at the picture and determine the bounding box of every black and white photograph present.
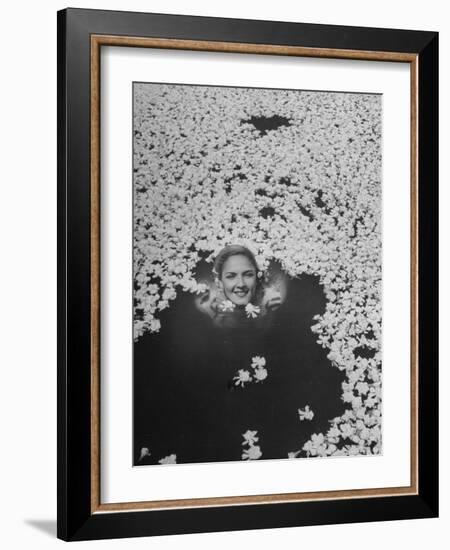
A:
[133,82,382,466]
[0,0,441,546]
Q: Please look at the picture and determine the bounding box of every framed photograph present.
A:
[57,8,438,541]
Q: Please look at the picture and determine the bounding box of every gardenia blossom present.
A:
[253,367,268,382]
[298,405,315,421]
[241,429,262,460]
[139,447,151,461]
[245,303,261,318]
[219,299,235,312]
[149,319,161,333]
[233,369,252,387]
[242,430,259,446]
[158,454,177,465]
[251,356,266,369]
[303,433,327,457]
[242,445,262,460]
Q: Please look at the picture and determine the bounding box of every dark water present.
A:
[133,273,345,465]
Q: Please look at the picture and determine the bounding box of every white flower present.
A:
[150,319,161,333]
[253,367,268,382]
[251,356,266,369]
[139,447,151,461]
[242,445,262,460]
[298,405,315,421]
[219,299,235,312]
[311,433,325,446]
[355,381,370,395]
[242,430,259,446]
[303,433,326,456]
[157,299,169,311]
[340,423,355,438]
[158,454,177,464]
[233,369,252,387]
[162,287,177,301]
[327,425,341,440]
[245,303,261,318]
[342,390,354,403]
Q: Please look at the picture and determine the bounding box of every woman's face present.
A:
[219,254,257,306]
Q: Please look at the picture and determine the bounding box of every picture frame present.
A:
[57,7,438,541]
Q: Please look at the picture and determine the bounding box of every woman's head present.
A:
[213,245,261,306]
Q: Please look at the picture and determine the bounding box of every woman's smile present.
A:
[233,287,249,299]
[233,288,248,297]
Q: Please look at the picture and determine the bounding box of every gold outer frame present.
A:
[90,35,419,514]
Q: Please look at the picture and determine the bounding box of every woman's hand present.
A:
[264,288,283,311]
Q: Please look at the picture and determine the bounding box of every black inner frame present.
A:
[57,8,438,541]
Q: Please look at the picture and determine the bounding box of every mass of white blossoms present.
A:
[133,83,382,459]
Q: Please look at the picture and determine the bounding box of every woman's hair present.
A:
[213,244,259,280]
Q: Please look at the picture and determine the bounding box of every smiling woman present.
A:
[194,245,285,328]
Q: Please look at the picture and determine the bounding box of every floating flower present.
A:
[245,303,261,318]
[355,381,370,395]
[327,425,341,442]
[219,299,235,312]
[242,445,262,460]
[149,319,161,333]
[157,299,169,311]
[298,405,315,421]
[302,433,327,457]
[233,369,252,387]
[241,429,262,460]
[253,367,268,382]
[340,423,355,439]
[139,447,151,461]
[158,454,177,464]
[251,356,266,369]
[242,430,259,446]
